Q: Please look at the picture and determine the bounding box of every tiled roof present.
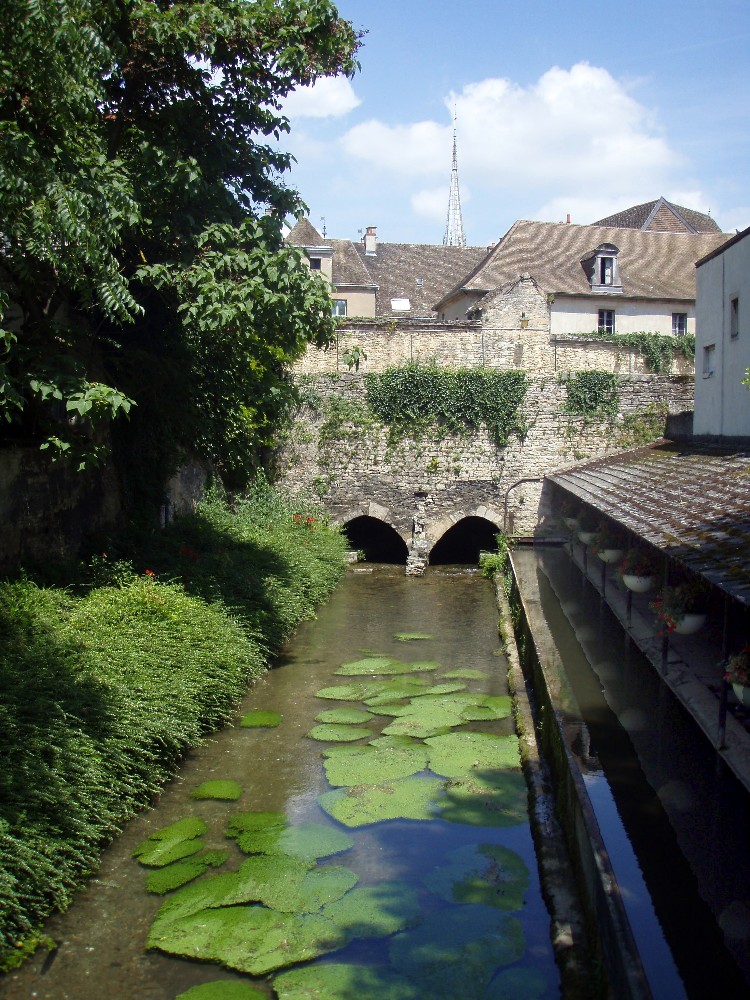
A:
[354,242,487,317]
[549,442,750,605]
[594,198,722,234]
[286,218,327,246]
[328,239,375,286]
[443,220,729,305]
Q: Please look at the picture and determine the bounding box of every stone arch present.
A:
[428,507,503,565]
[338,504,409,564]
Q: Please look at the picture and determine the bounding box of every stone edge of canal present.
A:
[496,554,650,1000]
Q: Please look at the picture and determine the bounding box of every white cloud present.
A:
[337,63,680,218]
[341,119,449,176]
[283,76,361,119]
[411,186,448,221]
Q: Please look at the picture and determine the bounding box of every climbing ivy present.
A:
[584,330,695,374]
[364,363,529,448]
[560,370,620,421]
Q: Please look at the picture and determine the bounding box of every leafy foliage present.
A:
[560,370,620,421]
[0,0,360,484]
[365,363,529,448]
[585,329,695,373]
[0,483,346,962]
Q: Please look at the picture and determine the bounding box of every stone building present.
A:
[434,216,729,339]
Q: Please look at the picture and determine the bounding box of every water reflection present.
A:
[2,566,559,1000]
[530,546,750,999]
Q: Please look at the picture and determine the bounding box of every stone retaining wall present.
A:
[277,372,694,566]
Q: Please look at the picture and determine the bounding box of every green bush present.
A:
[365,363,529,448]
[0,485,346,962]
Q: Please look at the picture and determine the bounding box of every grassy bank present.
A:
[0,485,347,967]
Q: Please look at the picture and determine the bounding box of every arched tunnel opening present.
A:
[342,516,409,564]
[429,516,500,565]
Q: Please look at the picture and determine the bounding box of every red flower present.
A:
[144,569,155,578]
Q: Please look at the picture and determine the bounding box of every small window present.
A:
[332,299,347,317]
[309,257,322,271]
[731,297,739,338]
[600,257,614,285]
[598,309,615,335]
[672,313,687,337]
[702,344,715,378]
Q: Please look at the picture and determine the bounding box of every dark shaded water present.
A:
[3,567,559,1000]
[528,547,750,1000]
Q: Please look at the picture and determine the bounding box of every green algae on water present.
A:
[146,849,229,894]
[240,710,281,728]
[238,823,353,862]
[273,962,421,1000]
[336,657,438,676]
[149,881,418,976]
[176,981,268,1000]
[132,817,207,867]
[314,707,374,725]
[440,668,489,679]
[423,843,530,911]
[323,743,430,787]
[381,703,465,739]
[389,905,525,999]
[438,771,529,828]
[226,810,285,838]
[318,777,444,827]
[191,780,243,800]
[335,656,398,674]
[394,632,433,641]
[485,965,550,999]
[425,731,521,778]
[306,724,373,742]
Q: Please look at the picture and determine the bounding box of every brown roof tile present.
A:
[594,197,722,234]
[354,242,487,317]
[328,239,375,286]
[286,218,327,247]
[549,442,750,605]
[448,220,730,304]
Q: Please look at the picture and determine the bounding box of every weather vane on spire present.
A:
[443,109,466,247]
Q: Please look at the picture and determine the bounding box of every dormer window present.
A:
[309,257,322,271]
[584,243,622,294]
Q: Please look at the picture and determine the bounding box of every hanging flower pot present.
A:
[597,548,624,564]
[576,511,598,545]
[725,645,750,705]
[591,520,624,564]
[650,581,709,635]
[620,549,656,592]
[673,612,707,635]
[622,573,656,593]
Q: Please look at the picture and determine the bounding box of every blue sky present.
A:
[279,0,750,247]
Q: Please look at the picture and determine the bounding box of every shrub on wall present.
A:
[585,330,695,374]
[560,371,620,421]
[364,363,529,448]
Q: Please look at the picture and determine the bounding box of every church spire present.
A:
[443,113,466,247]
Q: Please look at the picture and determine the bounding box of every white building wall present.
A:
[550,296,695,337]
[694,232,750,437]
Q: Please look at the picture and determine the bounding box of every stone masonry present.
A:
[277,367,694,573]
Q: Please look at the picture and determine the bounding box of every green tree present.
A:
[0,0,360,481]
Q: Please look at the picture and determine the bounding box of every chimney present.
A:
[566,213,571,224]
[364,226,377,256]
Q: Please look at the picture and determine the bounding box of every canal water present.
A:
[2,567,560,1000]
[524,546,750,1000]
